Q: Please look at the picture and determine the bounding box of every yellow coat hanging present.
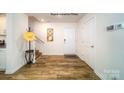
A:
[23,32,36,41]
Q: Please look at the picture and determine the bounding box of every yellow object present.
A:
[23,32,36,41]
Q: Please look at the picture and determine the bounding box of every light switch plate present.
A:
[106,25,115,31]
[116,22,124,30]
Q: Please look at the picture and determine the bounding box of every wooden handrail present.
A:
[35,36,45,44]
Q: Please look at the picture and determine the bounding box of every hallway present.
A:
[0,55,100,80]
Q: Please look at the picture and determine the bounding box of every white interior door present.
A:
[84,17,96,69]
[64,28,75,55]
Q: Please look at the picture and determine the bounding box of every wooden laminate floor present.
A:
[0,55,100,80]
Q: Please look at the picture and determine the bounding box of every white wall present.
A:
[29,19,43,52]
[6,13,28,74]
[30,21,77,55]
[77,13,124,80]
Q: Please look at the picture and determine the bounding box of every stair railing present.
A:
[35,36,45,44]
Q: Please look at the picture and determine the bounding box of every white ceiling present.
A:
[27,13,85,22]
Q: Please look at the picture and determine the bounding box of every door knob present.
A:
[90,45,94,48]
[64,39,66,42]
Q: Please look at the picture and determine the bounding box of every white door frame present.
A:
[64,28,76,55]
[84,16,96,70]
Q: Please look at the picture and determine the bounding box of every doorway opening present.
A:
[64,28,76,56]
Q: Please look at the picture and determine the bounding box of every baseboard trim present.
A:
[42,52,65,55]
[94,70,105,80]
[5,62,26,74]
[0,68,5,71]
[77,54,105,80]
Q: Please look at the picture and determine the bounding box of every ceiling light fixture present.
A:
[57,15,62,18]
[40,19,45,22]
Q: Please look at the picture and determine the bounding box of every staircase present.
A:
[35,50,42,60]
[34,36,45,61]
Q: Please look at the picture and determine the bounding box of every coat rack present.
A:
[24,27,36,64]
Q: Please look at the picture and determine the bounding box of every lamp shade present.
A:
[23,32,36,41]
